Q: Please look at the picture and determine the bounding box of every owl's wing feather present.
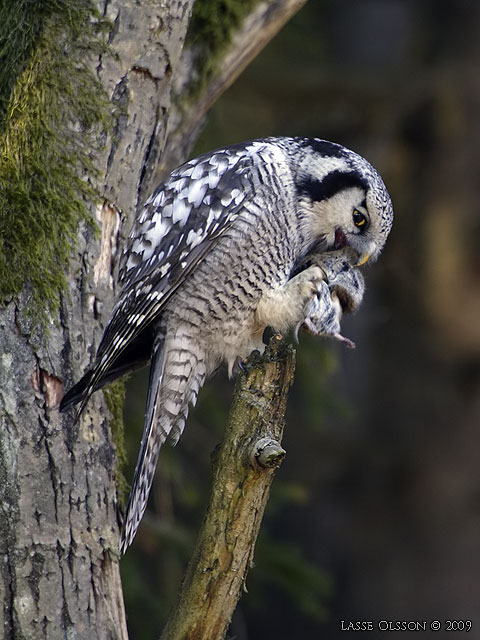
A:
[70,146,260,413]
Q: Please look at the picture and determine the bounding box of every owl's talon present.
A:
[334,333,356,349]
[237,358,247,373]
[293,322,301,343]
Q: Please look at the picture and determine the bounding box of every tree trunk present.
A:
[0,1,306,638]
[0,2,194,638]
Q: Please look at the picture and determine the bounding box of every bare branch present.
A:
[191,0,308,121]
[160,0,307,175]
[160,335,296,640]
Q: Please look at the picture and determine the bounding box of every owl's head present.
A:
[293,138,393,266]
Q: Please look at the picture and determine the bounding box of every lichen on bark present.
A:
[0,0,112,324]
[103,380,129,507]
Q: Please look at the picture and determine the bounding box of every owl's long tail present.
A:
[120,333,207,553]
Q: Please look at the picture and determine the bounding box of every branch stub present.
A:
[252,437,286,469]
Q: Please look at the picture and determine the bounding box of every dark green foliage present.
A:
[0,0,112,322]
[186,0,261,93]
[250,534,333,622]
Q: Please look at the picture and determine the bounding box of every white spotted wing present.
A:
[90,143,260,392]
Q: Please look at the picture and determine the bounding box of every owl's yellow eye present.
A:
[353,209,367,229]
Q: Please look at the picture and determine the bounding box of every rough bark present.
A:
[0,1,306,638]
[0,2,194,638]
[160,336,295,640]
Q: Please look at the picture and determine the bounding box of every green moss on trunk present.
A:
[0,0,112,323]
[186,0,262,94]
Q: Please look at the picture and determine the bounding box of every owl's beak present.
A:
[355,252,372,267]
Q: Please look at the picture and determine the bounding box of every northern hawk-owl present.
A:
[60,137,393,551]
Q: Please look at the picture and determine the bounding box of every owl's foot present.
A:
[255,265,328,334]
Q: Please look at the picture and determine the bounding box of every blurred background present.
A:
[121,1,480,637]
